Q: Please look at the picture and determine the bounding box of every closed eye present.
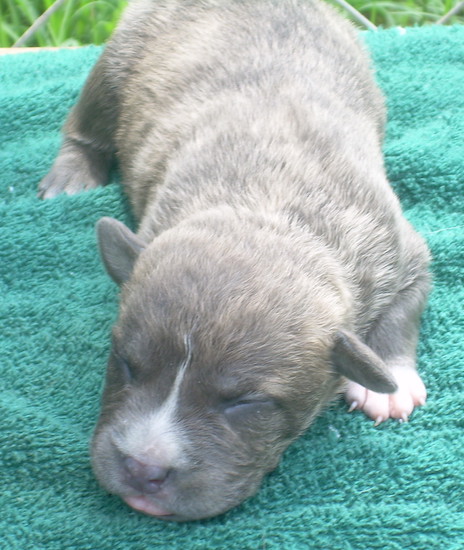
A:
[223,397,276,421]
[112,351,134,384]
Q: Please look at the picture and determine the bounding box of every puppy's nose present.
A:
[123,456,170,494]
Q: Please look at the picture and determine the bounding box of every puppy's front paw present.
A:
[345,366,427,425]
[38,140,111,199]
[38,164,95,199]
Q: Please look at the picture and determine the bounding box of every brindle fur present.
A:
[40,0,430,520]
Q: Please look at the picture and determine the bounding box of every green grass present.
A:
[0,0,463,47]
[0,0,127,47]
[329,0,464,27]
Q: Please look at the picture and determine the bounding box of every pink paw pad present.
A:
[345,366,427,425]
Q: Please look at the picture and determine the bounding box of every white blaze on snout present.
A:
[116,338,193,468]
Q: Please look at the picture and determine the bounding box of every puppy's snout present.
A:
[122,456,170,494]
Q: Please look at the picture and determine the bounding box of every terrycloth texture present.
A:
[1,24,463,549]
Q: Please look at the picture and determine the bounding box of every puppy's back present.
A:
[101,0,429,336]
[109,0,385,212]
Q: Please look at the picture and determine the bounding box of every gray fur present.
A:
[40,0,430,520]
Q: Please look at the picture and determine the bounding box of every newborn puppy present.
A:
[40,0,431,521]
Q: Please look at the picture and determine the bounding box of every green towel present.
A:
[1,24,463,549]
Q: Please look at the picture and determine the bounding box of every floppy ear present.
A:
[331,330,397,393]
[96,217,146,285]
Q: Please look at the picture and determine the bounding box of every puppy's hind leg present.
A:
[346,272,430,425]
[39,55,117,199]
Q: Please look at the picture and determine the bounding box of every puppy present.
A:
[40,0,430,521]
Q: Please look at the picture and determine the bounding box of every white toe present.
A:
[363,391,391,423]
[345,381,367,410]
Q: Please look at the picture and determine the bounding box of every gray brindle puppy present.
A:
[40,0,431,521]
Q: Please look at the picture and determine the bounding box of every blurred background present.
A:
[1,0,464,48]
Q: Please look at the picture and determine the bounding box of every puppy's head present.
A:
[91,216,396,520]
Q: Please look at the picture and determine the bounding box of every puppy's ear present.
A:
[96,217,146,285]
[331,330,397,393]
